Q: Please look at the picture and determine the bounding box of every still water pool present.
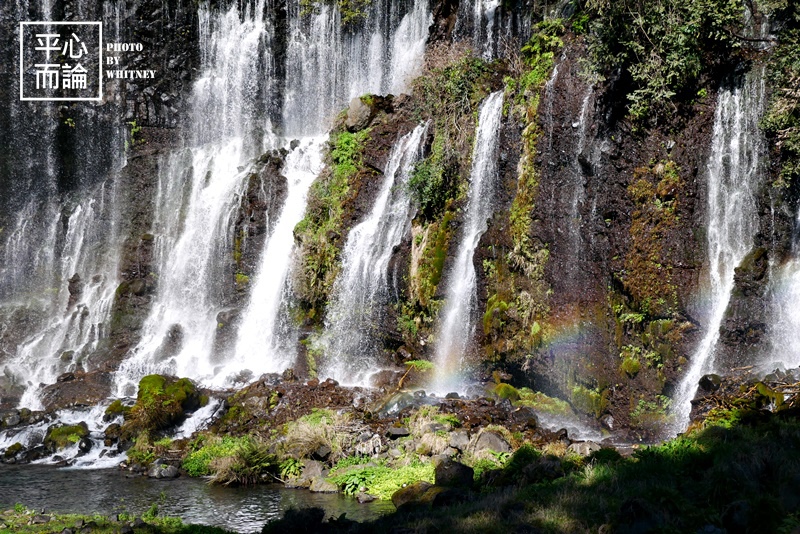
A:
[0,464,394,533]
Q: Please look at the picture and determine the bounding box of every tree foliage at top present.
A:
[585,0,745,122]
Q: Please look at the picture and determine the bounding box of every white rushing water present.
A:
[229,137,325,381]
[5,180,124,410]
[764,207,800,371]
[114,0,432,394]
[672,71,765,430]
[432,91,504,394]
[321,124,428,385]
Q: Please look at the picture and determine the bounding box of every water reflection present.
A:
[0,465,393,533]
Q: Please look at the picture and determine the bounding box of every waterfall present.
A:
[113,2,274,395]
[321,123,428,385]
[672,71,765,429]
[0,0,126,409]
[474,0,501,58]
[6,183,124,410]
[229,138,325,381]
[432,90,504,394]
[114,0,431,393]
[282,0,431,136]
[764,209,800,371]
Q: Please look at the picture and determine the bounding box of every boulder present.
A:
[104,423,121,442]
[391,481,433,509]
[568,441,602,457]
[309,477,338,493]
[78,437,93,454]
[471,430,511,454]
[44,422,90,452]
[355,434,382,456]
[1,410,21,428]
[287,460,325,488]
[449,430,470,450]
[312,444,331,461]
[434,458,473,488]
[386,426,410,439]
[356,492,376,504]
[39,371,112,412]
[147,464,179,479]
[345,97,374,132]
[699,374,722,393]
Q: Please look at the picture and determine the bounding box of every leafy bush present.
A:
[182,435,252,477]
[279,458,304,479]
[283,410,350,460]
[586,0,744,122]
[329,460,435,499]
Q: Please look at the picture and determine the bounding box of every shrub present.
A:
[329,459,435,499]
[283,410,350,460]
[122,375,199,439]
[586,0,744,122]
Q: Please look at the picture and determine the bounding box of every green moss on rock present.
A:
[44,422,89,451]
[121,375,200,439]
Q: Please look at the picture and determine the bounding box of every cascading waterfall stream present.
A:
[672,70,765,430]
[431,90,504,394]
[764,209,800,371]
[321,123,428,385]
[113,2,273,395]
[229,138,325,380]
[114,0,432,395]
[0,0,127,410]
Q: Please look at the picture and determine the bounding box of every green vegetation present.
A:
[294,129,371,320]
[328,459,435,499]
[128,120,142,145]
[585,0,745,122]
[43,423,88,451]
[183,435,250,477]
[342,408,800,533]
[299,0,371,26]
[104,399,130,419]
[515,388,574,416]
[629,395,673,433]
[480,20,563,365]
[0,505,232,533]
[121,375,199,439]
[408,135,459,221]
[620,353,642,377]
[571,384,610,419]
[282,409,349,461]
[182,435,277,485]
[397,359,434,389]
[763,3,800,188]
[621,161,683,317]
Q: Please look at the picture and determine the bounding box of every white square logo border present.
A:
[19,21,103,102]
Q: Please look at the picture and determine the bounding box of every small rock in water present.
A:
[309,477,338,493]
[356,492,376,503]
[78,437,93,454]
[445,392,459,399]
